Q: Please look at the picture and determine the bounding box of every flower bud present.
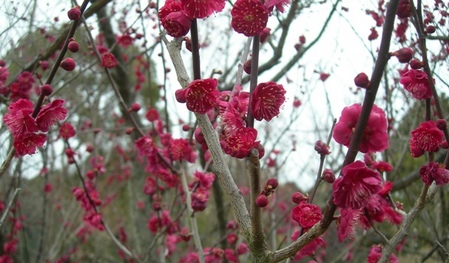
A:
[243,59,251,74]
[321,168,335,183]
[410,59,424,69]
[41,84,53,96]
[60,58,76,71]
[291,192,308,204]
[129,103,141,112]
[314,140,331,155]
[436,119,447,131]
[259,28,271,43]
[67,7,81,21]
[392,47,413,63]
[266,178,278,190]
[354,72,370,88]
[68,40,79,53]
[425,25,436,34]
[255,194,269,207]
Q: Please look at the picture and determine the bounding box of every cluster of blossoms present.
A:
[159,0,290,38]
[188,171,215,212]
[176,79,286,159]
[3,97,68,156]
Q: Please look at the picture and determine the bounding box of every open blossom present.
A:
[400,69,432,100]
[291,202,322,228]
[162,11,191,37]
[3,99,38,137]
[220,127,261,158]
[231,0,269,36]
[3,98,67,156]
[176,78,220,114]
[181,0,225,19]
[420,162,449,186]
[264,0,290,13]
[36,99,68,132]
[333,103,389,153]
[333,161,382,209]
[410,121,444,157]
[337,208,360,242]
[250,81,286,121]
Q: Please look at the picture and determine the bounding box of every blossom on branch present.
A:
[181,0,225,19]
[291,202,322,229]
[231,0,269,36]
[250,81,286,121]
[333,161,382,209]
[409,120,444,157]
[333,104,389,153]
[400,69,432,100]
[176,78,220,114]
[420,162,449,186]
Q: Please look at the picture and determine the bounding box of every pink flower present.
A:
[333,104,389,153]
[367,245,398,263]
[59,122,76,139]
[250,81,286,121]
[333,161,382,209]
[220,127,260,158]
[420,162,449,186]
[14,133,47,156]
[264,0,290,13]
[3,99,38,136]
[400,69,432,100]
[162,11,191,37]
[181,0,225,19]
[337,208,360,242]
[36,99,68,132]
[231,0,269,36]
[177,78,220,114]
[410,121,443,157]
[167,138,197,163]
[291,202,322,228]
[101,53,118,68]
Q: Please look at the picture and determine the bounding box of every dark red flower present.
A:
[3,99,38,137]
[333,161,382,209]
[167,138,197,163]
[161,11,191,37]
[14,133,47,156]
[101,53,118,68]
[231,0,269,37]
[337,208,360,242]
[264,0,290,13]
[333,104,389,153]
[181,0,225,19]
[36,99,68,132]
[221,127,260,159]
[250,81,286,121]
[291,202,322,228]
[420,162,449,186]
[182,78,220,114]
[400,69,432,100]
[59,122,76,139]
[396,0,411,18]
[410,120,443,157]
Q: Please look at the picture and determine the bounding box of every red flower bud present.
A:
[322,168,335,183]
[129,103,141,112]
[41,84,53,96]
[67,7,81,21]
[436,119,447,131]
[68,40,79,53]
[392,47,413,63]
[354,72,370,88]
[410,59,424,69]
[60,58,76,71]
[259,27,271,43]
[266,178,278,189]
[314,140,331,155]
[255,195,269,207]
[292,192,308,204]
[243,59,251,74]
[425,25,436,34]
